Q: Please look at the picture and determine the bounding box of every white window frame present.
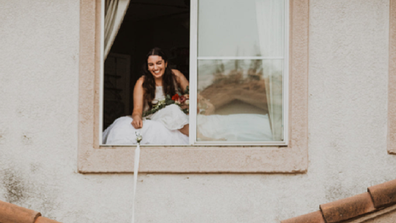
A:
[98,0,105,145]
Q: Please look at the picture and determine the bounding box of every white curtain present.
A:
[104,0,130,59]
[255,0,285,141]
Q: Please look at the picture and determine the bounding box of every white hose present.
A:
[131,132,142,223]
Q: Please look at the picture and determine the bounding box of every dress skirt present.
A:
[103,104,189,145]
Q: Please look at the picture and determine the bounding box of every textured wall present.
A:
[0,0,395,222]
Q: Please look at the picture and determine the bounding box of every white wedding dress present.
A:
[103,86,274,145]
[102,86,189,145]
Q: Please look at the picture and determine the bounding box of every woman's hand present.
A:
[131,116,143,129]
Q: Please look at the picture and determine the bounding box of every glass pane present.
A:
[196,59,284,142]
[198,0,285,57]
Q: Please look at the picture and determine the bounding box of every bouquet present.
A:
[142,86,189,117]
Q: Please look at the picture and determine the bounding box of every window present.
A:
[102,0,289,146]
[78,0,309,173]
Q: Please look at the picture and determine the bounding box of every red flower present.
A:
[172,94,179,101]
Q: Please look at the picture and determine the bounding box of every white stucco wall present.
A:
[0,0,395,222]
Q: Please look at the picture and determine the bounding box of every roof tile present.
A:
[320,192,375,223]
[280,211,325,223]
[35,216,61,223]
[281,179,396,223]
[0,199,41,223]
[368,179,396,208]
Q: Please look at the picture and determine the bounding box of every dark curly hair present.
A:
[142,47,177,109]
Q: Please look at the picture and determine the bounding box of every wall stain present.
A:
[29,163,41,173]
[21,133,33,145]
[1,166,60,219]
[0,128,7,145]
[2,168,27,204]
[325,183,355,202]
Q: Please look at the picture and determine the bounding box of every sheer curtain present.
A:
[104,0,130,59]
[255,0,285,141]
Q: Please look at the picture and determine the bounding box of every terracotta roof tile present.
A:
[368,179,396,208]
[320,192,375,223]
[280,211,325,223]
[281,179,396,222]
[0,200,60,223]
[35,216,61,223]
[0,199,41,223]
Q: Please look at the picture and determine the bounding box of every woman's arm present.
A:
[172,69,189,92]
[131,77,145,129]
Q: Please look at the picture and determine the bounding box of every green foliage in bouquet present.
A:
[142,86,190,118]
[142,95,175,117]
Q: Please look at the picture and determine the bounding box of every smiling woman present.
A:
[103,47,190,145]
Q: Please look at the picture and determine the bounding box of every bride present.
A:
[102,48,190,145]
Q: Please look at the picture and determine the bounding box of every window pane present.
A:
[196,59,284,142]
[196,0,286,143]
[198,0,285,57]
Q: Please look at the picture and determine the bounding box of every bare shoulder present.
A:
[135,76,145,87]
[171,69,189,91]
[134,76,145,92]
[171,69,184,78]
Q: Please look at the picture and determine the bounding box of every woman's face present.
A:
[147,55,167,79]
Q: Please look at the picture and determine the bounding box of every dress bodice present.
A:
[152,86,165,104]
[144,86,165,112]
